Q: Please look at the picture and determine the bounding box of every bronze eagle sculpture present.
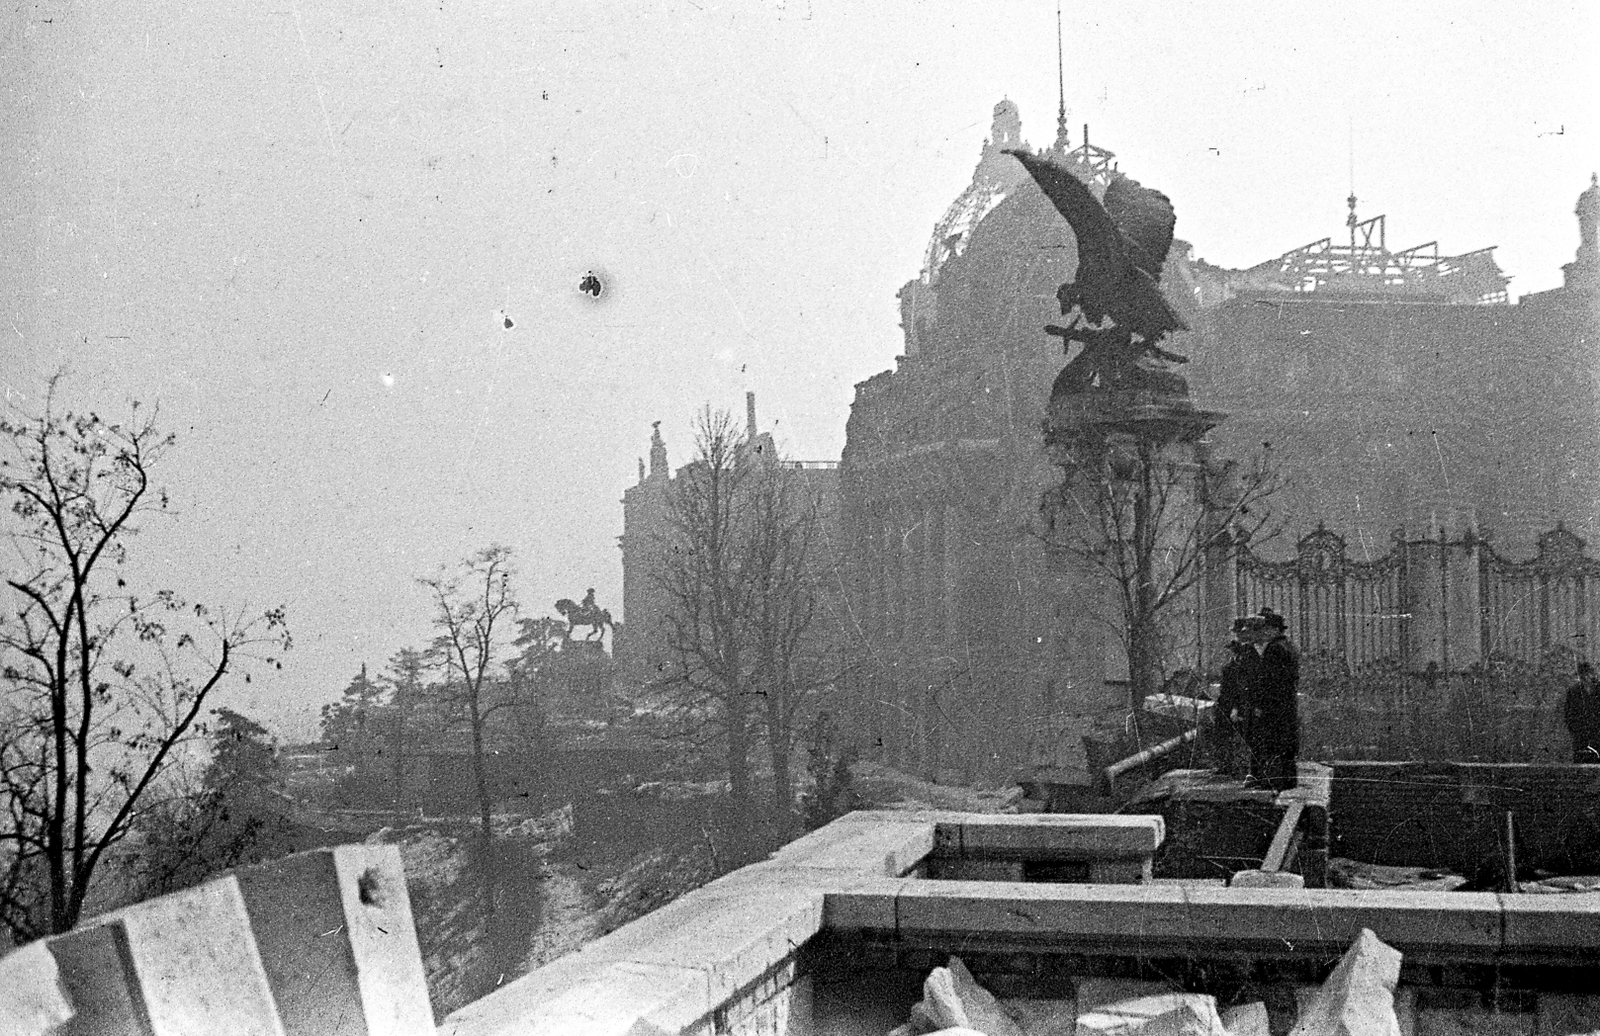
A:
[1005,149,1190,397]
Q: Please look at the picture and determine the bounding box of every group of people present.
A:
[1213,608,1301,791]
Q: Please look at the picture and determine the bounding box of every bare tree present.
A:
[0,379,290,941]
[650,407,836,848]
[420,545,519,864]
[1044,431,1282,710]
[742,460,830,832]
[652,409,758,848]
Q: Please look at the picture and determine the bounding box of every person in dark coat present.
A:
[1214,621,1256,779]
[1247,609,1301,791]
[1565,662,1600,764]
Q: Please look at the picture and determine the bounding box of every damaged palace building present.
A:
[620,99,1600,784]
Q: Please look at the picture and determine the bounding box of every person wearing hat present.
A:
[1214,618,1258,778]
[1565,661,1600,763]
[1247,608,1301,791]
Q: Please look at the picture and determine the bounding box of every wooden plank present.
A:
[1261,799,1305,873]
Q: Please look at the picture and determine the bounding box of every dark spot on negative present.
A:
[357,867,384,907]
[503,316,514,329]
[579,271,603,298]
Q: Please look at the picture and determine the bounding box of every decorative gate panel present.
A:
[1480,524,1600,661]
[1236,525,1408,669]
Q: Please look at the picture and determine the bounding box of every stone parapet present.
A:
[0,844,431,1036]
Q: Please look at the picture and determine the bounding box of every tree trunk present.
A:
[766,691,792,835]
[467,693,496,914]
[1128,443,1163,712]
[392,698,409,823]
[724,691,753,864]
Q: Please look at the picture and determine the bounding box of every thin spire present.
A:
[1054,3,1070,151]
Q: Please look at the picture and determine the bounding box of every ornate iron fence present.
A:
[1236,524,1410,670]
[1480,524,1600,662]
[1234,524,1600,761]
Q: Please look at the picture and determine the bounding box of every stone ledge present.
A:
[1497,894,1600,961]
[893,880,1193,942]
[767,813,937,875]
[952,814,1165,859]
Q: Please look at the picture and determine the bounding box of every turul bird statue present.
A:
[1006,149,1190,399]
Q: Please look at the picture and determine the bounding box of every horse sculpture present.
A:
[555,597,612,641]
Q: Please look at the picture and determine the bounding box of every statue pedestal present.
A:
[1044,390,1224,454]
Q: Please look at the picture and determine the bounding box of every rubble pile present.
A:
[884,930,1411,1036]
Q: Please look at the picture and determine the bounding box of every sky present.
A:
[4,1,1597,741]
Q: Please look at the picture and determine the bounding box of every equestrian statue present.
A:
[554,587,612,641]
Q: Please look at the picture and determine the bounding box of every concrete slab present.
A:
[109,875,285,1036]
[0,939,74,1036]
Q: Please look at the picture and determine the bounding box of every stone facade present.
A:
[617,98,1599,784]
[834,101,1600,782]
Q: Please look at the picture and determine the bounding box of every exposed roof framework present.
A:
[1244,210,1511,305]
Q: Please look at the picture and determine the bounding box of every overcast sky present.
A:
[5,1,1596,740]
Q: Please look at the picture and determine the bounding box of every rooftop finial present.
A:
[1054,4,1069,152]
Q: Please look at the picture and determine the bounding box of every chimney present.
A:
[746,392,758,439]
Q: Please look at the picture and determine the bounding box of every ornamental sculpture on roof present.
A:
[1007,149,1191,400]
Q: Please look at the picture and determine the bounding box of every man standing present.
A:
[1565,662,1600,764]
[1214,619,1257,779]
[1248,609,1301,791]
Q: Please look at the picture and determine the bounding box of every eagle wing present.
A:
[1103,174,1177,284]
[1006,149,1124,281]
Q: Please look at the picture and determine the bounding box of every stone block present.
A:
[956,815,1165,860]
[1230,870,1306,889]
[1222,1002,1270,1036]
[1534,993,1600,1036]
[821,877,904,931]
[1087,860,1151,885]
[771,816,937,876]
[1076,982,1180,1013]
[0,939,74,1036]
[89,875,284,1036]
[1289,928,1401,1036]
[1005,997,1078,1036]
[232,843,432,1036]
[579,877,823,1009]
[1143,999,1229,1036]
[1076,992,1223,1036]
